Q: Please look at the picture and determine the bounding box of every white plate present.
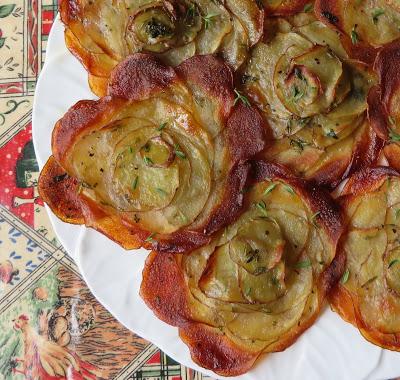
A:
[33,15,400,380]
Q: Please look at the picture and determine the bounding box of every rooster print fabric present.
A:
[0,1,215,379]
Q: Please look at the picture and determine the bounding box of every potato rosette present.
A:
[242,14,382,186]
[316,0,400,49]
[38,54,266,253]
[141,161,344,376]
[60,0,264,96]
[331,167,400,350]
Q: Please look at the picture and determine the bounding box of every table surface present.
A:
[0,1,214,379]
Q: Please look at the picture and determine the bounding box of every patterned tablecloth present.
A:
[0,1,214,379]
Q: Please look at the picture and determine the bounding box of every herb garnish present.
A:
[174,144,186,159]
[294,259,312,269]
[303,3,313,13]
[256,200,268,216]
[327,129,338,139]
[143,156,153,166]
[372,8,384,24]
[389,129,400,142]
[202,13,218,29]
[263,183,276,195]
[341,268,350,284]
[311,211,321,228]
[234,89,251,107]
[132,176,139,190]
[145,232,156,242]
[351,26,359,44]
[284,185,295,195]
[389,259,400,269]
[157,122,167,131]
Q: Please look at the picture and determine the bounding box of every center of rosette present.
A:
[127,2,202,53]
[275,45,344,117]
[112,129,181,212]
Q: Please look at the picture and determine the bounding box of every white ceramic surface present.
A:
[32,15,400,380]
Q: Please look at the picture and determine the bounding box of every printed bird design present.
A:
[12,314,98,379]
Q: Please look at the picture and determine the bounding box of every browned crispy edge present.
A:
[264,0,310,16]
[38,155,84,224]
[38,156,146,249]
[314,0,378,64]
[45,54,265,253]
[330,166,400,351]
[140,161,345,376]
[373,40,400,171]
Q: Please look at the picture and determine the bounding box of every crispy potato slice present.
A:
[242,16,382,187]
[39,54,266,253]
[367,40,400,172]
[60,0,264,96]
[141,161,345,376]
[315,0,400,48]
[331,166,400,350]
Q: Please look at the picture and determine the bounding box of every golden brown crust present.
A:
[373,40,400,170]
[108,53,178,101]
[375,39,400,114]
[44,54,266,254]
[175,55,235,120]
[340,166,400,197]
[141,160,345,376]
[38,156,84,224]
[179,323,259,377]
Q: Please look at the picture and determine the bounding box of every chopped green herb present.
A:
[294,259,312,269]
[202,13,218,29]
[145,232,156,242]
[157,122,167,131]
[129,146,133,153]
[234,89,251,107]
[290,138,309,152]
[372,8,385,24]
[396,209,400,219]
[174,144,187,159]
[351,26,359,44]
[311,211,321,228]
[291,85,304,102]
[256,200,268,216]
[303,3,313,13]
[361,276,377,288]
[143,156,154,166]
[263,183,276,195]
[389,129,400,142]
[132,176,139,190]
[156,187,167,196]
[254,266,267,275]
[246,249,260,263]
[244,287,252,297]
[242,74,258,84]
[389,259,400,269]
[341,268,350,284]
[327,129,338,139]
[389,116,396,125]
[284,185,295,195]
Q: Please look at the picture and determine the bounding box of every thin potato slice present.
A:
[141,161,344,376]
[39,54,266,253]
[331,166,400,350]
[60,0,264,96]
[242,14,382,187]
